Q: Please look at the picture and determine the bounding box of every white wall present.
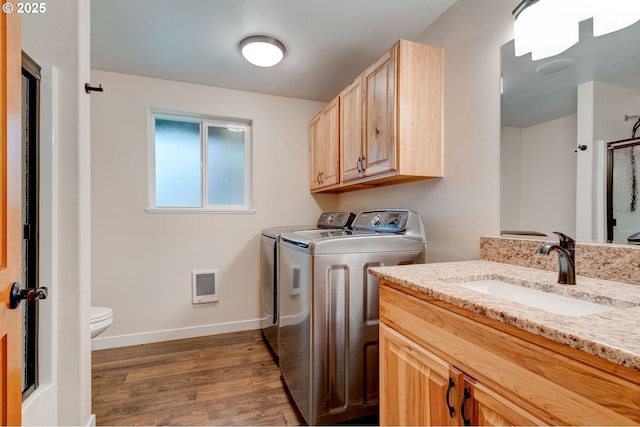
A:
[500,126,522,231]
[94,0,519,343]
[593,82,640,143]
[502,115,577,237]
[90,70,331,346]
[21,0,93,425]
[336,0,517,262]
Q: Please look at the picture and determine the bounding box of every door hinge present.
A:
[23,223,31,239]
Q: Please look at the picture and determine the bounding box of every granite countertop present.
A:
[370,260,640,371]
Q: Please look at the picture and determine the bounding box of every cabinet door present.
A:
[309,99,339,190]
[380,324,453,426]
[363,45,396,177]
[340,78,363,182]
[458,374,548,427]
[309,113,322,189]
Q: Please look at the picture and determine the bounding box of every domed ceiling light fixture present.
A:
[513,0,640,61]
[239,35,287,67]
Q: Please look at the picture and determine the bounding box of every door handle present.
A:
[461,387,472,426]
[445,377,455,418]
[9,282,48,309]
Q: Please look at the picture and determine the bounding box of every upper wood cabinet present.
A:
[311,39,443,193]
[309,96,340,191]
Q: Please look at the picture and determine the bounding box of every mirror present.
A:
[500,18,640,244]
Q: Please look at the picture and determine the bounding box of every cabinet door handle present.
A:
[461,387,471,426]
[357,155,366,173]
[445,377,455,418]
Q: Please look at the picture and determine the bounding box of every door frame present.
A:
[20,64,59,425]
[21,50,41,400]
[606,137,640,243]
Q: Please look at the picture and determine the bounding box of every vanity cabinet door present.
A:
[379,330,549,427]
[380,323,453,426]
[454,371,548,427]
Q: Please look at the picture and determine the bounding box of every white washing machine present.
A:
[278,209,426,425]
[259,212,355,364]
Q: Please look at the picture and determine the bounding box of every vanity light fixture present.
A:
[239,35,287,67]
[513,0,640,60]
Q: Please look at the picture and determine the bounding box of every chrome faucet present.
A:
[536,232,576,285]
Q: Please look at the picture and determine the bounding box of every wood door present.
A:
[379,324,453,426]
[363,45,396,177]
[1,4,23,425]
[339,78,363,182]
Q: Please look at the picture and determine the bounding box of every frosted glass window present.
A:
[207,126,245,205]
[150,112,252,211]
[154,118,201,207]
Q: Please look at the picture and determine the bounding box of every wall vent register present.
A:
[192,269,219,304]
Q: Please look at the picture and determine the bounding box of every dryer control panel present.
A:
[317,211,356,229]
[352,210,410,233]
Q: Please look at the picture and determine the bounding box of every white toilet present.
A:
[91,306,113,338]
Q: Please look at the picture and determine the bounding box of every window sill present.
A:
[145,207,256,214]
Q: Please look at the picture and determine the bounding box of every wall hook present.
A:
[85,83,104,94]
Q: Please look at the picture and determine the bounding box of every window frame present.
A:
[147,109,254,213]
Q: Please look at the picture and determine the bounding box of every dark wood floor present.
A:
[91,330,305,426]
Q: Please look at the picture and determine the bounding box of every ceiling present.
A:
[90,0,457,103]
[501,18,640,129]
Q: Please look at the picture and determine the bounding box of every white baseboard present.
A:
[91,318,263,350]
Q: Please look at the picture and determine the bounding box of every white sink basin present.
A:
[454,280,616,317]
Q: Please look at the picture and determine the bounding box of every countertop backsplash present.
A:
[480,236,640,286]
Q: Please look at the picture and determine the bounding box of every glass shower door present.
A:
[607,138,640,244]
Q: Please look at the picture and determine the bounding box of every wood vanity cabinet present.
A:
[379,282,640,426]
[311,39,443,193]
[379,323,454,426]
[309,96,339,190]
